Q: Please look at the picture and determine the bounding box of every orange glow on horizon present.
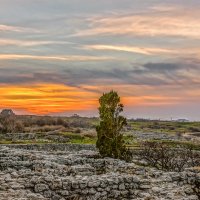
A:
[0,83,187,115]
[0,83,98,115]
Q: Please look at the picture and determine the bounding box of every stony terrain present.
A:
[131,131,181,141]
[0,144,199,200]
[131,131,199,142]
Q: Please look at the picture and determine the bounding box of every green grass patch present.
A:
[0,139,53,144]
[60,132,83,139]
[129,121,200,134]
[70,137,97,144]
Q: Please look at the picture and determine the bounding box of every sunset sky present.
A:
[0,0,200,120]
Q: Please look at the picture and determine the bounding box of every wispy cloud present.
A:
[74,7,200,39]
[83,44,200,59]
[83,45,177,56]
[1,59,199,88]
[0,54,113,62]
[150,4,181,12]
[0,24,39,33]
[0,39,71,47]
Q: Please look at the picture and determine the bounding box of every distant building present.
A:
[0,109,15,117]
[176,119,189,122]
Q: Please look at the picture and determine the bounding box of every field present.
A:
[130,120,200,134]
[0,115,199,150]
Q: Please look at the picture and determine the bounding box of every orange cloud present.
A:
[82,84,183,106]
[122,96,181,106]
[0,84,98,115]
[1,83,199,115]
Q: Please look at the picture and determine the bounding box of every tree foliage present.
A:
[96,91,130,160]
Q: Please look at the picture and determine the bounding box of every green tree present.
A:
[96,91,129,160]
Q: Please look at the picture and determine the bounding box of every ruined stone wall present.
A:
[0,145,199,200]
[4,143,96,152]
[30,169,200,200]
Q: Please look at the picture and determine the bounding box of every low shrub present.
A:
[74,128,81,134]
[139,141,200,172]
[0,116,24,133]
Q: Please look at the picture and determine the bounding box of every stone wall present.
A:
[0,144,199,200]
[4,143,96,152]
[0,133,36,141]
[0,132,81,143]
[30,169,200,200]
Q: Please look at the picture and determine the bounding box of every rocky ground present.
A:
[131,131,181,141]
[130,131,200,142]
[0,144,199,200]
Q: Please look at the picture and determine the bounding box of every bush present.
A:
[139,141,200,172]
[0,116,24,133]
[14,121,24,132]
[189,127,200,132]
[69,119,90,128]
[74,128,81,134]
